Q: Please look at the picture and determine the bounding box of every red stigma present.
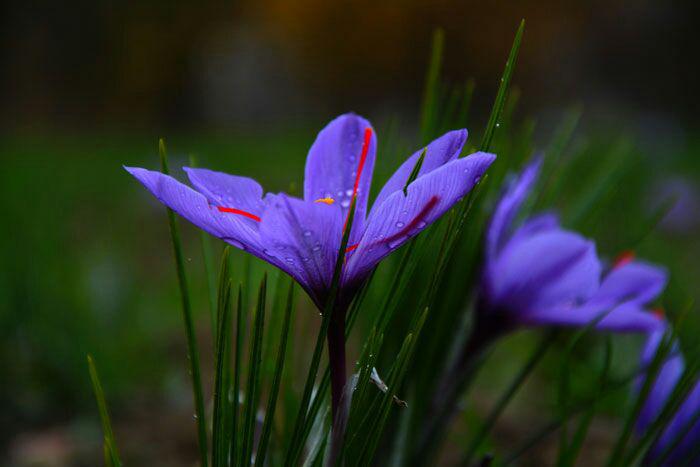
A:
[385,196,440,243]
[342,127,374,234]
[216,206,261,222]
[352,127,373,197]
[613,250,635,269]
[345,244,358,253]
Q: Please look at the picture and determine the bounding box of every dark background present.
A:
[1,1,699,466]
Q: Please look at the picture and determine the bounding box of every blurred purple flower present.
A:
[478,158,667,334]
[637,330,700,465]
[126,113,495,310]
[652,177,700,234]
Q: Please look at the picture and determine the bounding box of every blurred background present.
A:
[1,1,699,465]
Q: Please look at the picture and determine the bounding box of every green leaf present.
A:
[87,355,121,467]
[231,285,244,461]
[403,148,426,196]
[212,279,233,467]
[240,274,268,466]
[189,154,219,339]
[421,28,445,143]
[480,19,525,152]
[461,331,556,465]
[255,280,295,466]
[159,138,209,467]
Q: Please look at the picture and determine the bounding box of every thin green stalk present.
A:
[159,139,208,467]
[212,281,233,467]
[231,285,244,460]
[87,355,121,467]
[421,28,445,143]
[460,331,556,465]
[480,19,525,152]
[240,275,267,466]
[255,281,295,466]
[189,154,219,338]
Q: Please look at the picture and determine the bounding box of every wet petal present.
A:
[259,194,344,307]
[125,167,266,254]
[303,113,376,241]
[183,167,265,214]
[486,157,542,262]
[522,302,665,333]
[486,229,601,313]
[371,129,468,211]
[594,261,668,307]
[345,151,495,285]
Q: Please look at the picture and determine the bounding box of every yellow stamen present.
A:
[314,197,335,205]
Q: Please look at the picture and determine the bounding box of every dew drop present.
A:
[285,257,294,264]
[340,199,350,208]
[312,244,321,252]
[473,176,481,184]
[345,189,354,196]
[418,221,426,228]
[388,239,403,249]
[336,190,344,197]
[303,230,312,237]
[395,222,405,228]
[302,257,310,262]
[263,249,274,256]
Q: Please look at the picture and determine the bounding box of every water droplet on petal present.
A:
[418,221,426,228]
[302,257,310,262]
[312,244,321,252]
[388,239,403,249]
[285,257,294,264]
[395,222,405,228]
[336,190,344,197]
[341,199,350,208]
[345,189,353,196]
[303,230,312,237]
[473,176,481,184]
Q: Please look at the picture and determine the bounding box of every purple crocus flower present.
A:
[478,158,667,335]
[637,330,700,465]
[126,113,495,415]
[126,113,493,310]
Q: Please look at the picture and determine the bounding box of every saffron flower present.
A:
[637,330,700,465]
[126,113,495,416]
[126,113,494,309]
[478,158,667,335]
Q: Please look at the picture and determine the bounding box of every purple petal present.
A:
[522,302,665,333]
[125,166,266,254]
[371,129,468,212]
[594,261,668,307]
[486,157,542,262]
[259,194,344,307]
[486,229,601,313]
[344,151,495,285]
[183,167,265,214]
[303,113,376,243]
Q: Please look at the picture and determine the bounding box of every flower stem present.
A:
[328,309,348,420]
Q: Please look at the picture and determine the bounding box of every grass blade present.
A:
[87,355,121,467]
[212,279,233,467]
[480,19,525,152]
[159,139,209,467]
[241,274,268,466]
[231,285,244,461]
[189,154,219,338]
[421,27,445,143]
[460,331,556,465]
[255,280,296,466]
